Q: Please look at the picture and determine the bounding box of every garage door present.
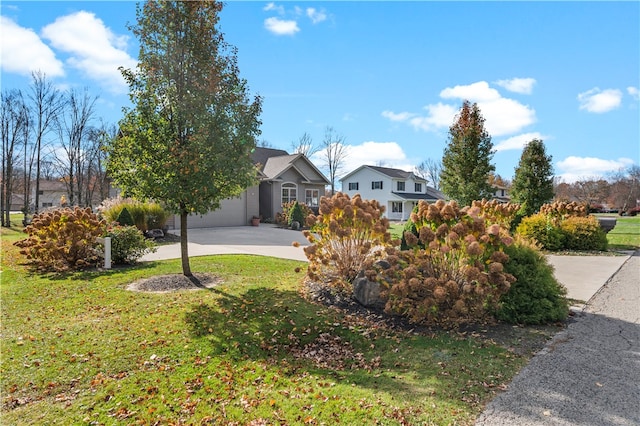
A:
[186,194,247,228]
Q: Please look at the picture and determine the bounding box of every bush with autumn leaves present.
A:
[517,201,607,251]
[302,194,568,326]
[15,206,156,272]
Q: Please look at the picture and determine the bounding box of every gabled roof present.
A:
[251,147,289,171]
[340,164,427,182]
[251,147,329,185]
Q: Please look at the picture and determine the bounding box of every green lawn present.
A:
[1,224,529,425]
[598,214,640,250]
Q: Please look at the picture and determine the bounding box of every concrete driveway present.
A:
[142,224,310,262]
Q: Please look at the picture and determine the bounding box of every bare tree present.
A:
[414,158,442,190]
[320,126,349,194]
[291,132,318,157]
[54,88,97,206]
[28,71,65,213]
[608,166,640,212]
[86,122,116,203]
[1,89,29,226]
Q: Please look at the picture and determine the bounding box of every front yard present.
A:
[1,223,547,425]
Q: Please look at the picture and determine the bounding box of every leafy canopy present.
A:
[440,101,495,207]
[107,1,262,216]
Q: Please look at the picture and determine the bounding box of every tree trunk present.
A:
[180,207,192,276]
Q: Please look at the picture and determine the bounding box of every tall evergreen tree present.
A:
[440,100,495,206]
[511,139,554,216]
[107,1,262,278]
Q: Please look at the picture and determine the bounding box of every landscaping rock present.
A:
[353,276,381,307]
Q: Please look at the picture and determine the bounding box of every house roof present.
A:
[251,147,330,185]
[391,186,445,201]
[36,180,67,191]
[340,164,426,182]
[251,147,289,171]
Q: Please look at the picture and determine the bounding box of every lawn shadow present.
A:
[183,286,499,406]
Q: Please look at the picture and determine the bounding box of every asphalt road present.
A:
[475,251,640,426]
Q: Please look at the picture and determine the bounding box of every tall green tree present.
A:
[107,1,262,278]
[510,139,554,216]
[440,100,495,206]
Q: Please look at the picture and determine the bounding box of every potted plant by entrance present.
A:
[251,216,260,226]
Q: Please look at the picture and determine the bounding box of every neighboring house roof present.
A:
[36,180,67,191]
[340,164,426,183]
[252,147,330,185]
[391,187,445,201]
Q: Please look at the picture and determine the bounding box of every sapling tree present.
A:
[107,1,262,277]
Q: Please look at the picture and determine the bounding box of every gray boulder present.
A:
[353,276,381,307]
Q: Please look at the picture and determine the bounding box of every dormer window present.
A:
[397,181,405,191]
[415,183,422,192]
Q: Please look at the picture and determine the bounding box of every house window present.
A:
[415,183,422,192]
[348,182,359,191]
[392,202,403,213]
[397,181,405,191]
[372,181,383,190]
[282,183,297,204]
[42,202,53,208]
[305,189,319,207]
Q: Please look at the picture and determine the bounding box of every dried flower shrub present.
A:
[302,192,395,291]
[14,207,107,272]
[383,200,515,326]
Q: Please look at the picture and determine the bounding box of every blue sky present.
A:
[2,1,638,186]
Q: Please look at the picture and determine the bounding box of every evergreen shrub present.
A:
[496,239,569,324]
[288,201,305,228]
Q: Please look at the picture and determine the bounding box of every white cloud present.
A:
[0,16,64,77]
[556,156,635,182]
[577,87,622,113]
[440,81,501,102]
[627,86,640,101]
[381,110,416,122]
[495,77,536,94]
[41,11,136,94]
[306,7,327,24]
[383,81,536,137]
[494,132,547,152]
[264,17,300,35]
[263,2,285,14]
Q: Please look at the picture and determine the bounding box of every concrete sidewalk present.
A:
[141,225,631,303]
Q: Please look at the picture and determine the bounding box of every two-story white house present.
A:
[340,165,445,221]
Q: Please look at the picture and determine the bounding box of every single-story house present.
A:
[168,147,330,229]
[340,165,445,221]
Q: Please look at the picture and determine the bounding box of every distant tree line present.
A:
[1,71,114,227]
